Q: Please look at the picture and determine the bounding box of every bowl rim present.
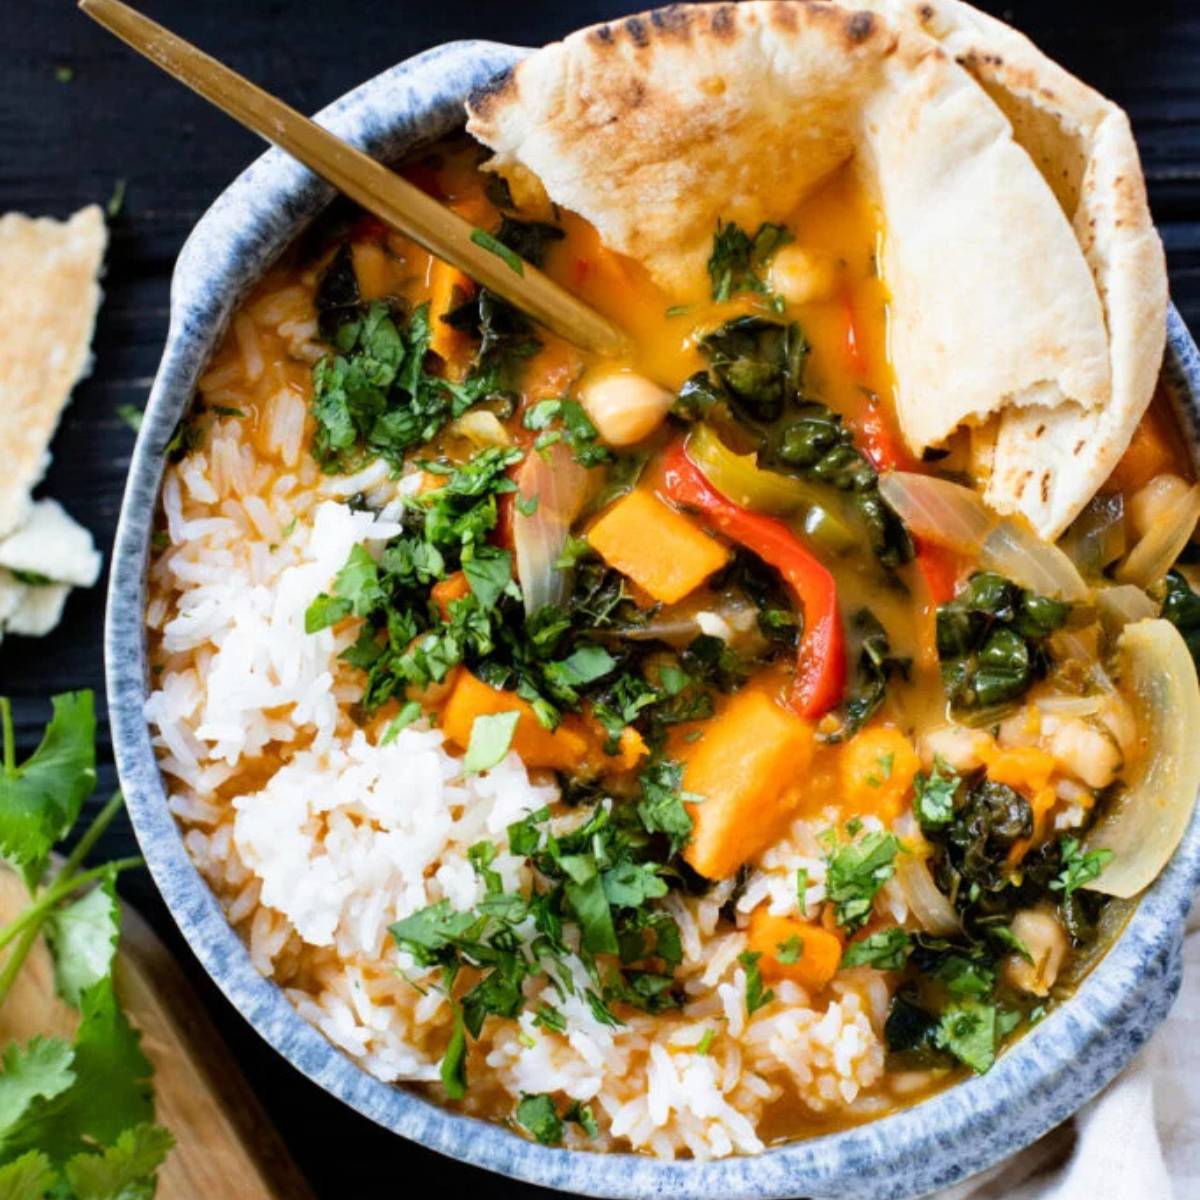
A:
[105,35,1200,1200]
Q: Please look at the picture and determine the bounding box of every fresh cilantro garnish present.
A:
[935,999,999,1074]
[824,831,900,931]
[913,756,960,833]
[523,399,612,468]
[635,760,694,853]
[695,1027,716,1055]
[380,701,423,745]
[795,867,809,910]
[0,693,97,888]
[471,228,525,276]
[464,712,521,774]
[738,951,775,1016]
[841,927,911,970]
[440,1008,468,1099]
[707,221,792,303]
[776,935,804,965]
[514,1093,562,1144]
[1050,837,1114,900]
[564,1100,599,1137]
[0,694,170,1194]
[115,404,143,434]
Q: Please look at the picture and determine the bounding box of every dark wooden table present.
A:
[4,0,1199,1194]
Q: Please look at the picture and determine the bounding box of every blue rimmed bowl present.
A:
[104,37,1200,1200]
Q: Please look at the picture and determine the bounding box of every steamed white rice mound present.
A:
[144,296,889,1160]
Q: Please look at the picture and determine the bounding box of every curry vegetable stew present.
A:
[145,1,1200,1158]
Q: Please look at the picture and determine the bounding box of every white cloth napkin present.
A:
[932,905,1200,1200]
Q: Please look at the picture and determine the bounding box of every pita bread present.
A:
[0,206,107,538]
[854,0,1167,536]
[467,2,1165,538]
[0,499,101,588]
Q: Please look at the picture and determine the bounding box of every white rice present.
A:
[144,286,893,1160]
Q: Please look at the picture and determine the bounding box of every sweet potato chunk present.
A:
[839,727,920,822]
[682,689,816,879]
[441,671,645,776]
[746,909,843,991]
[586,488,729,604]
[441,671,589,771]
[428,259,476,372]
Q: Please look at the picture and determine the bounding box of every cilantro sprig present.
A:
[0,692,171,1195]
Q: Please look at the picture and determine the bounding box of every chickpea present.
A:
[1128,473,1191,541]
[578,369,674,447]
[921,724,990,772]
[1045,714,1123,789]
[1003,906,1068,996]
[768,244,837,306]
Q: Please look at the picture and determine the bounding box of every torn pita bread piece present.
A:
[853,0,1167,536]
[466,0,1167,539]
[0,500,102,589]
[0,205,106,539]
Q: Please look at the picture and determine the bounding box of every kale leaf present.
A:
[936,572,1070,713]
[834,610,911,740]
[685,317,913,568]
[706,221,792,303]
[1161,570,1200,668]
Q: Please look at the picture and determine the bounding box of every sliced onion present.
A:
[616,591,763,650]
[512,442,592,618]
[896,851,960,935]
[878,472,994,555]
[1096,584,1157,637]
[1083,618,1200,898]
[1115,483,1200,589]
[979,520,1091,602]
[448,410,512,449]
[1035,694,1106,718]
[1058,493,1126,577]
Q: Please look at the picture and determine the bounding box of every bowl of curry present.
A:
[107,5,1200,1198]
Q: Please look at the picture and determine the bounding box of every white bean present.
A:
[578,370,675,447]
[768,244,837,306]
[1003,906,1068,997]
[920,725,990,772]
[1046,715,1123,789]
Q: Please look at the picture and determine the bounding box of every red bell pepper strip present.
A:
[661,441,846,719]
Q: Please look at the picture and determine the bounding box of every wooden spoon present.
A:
[78,0,632,358]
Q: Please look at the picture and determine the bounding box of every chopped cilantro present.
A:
[841,927,911,970]
[738,951,775,1016]
[795,867,809,910]
[636,760,694,853]
[381,701,423,745]
[106,178,127,219]
[440,1008,468,1099]
[564,1100,599,1138]
[707,221,792,303]
[463,711,521,774]
[1050,837,1114,900]
[115,404,143,433]
[515,495,538,517]
[695,1027,716,1055]
[935,999,998,1074]
[471,228,524,276]
[776,935,804,965]
[913,757,959,832]
[824,831,900,931]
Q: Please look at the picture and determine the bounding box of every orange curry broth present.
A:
[164,134,1186,1144]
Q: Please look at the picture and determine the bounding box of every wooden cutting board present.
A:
[0,870,315,1199]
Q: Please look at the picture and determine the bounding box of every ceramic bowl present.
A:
[105,36,1200,1200]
